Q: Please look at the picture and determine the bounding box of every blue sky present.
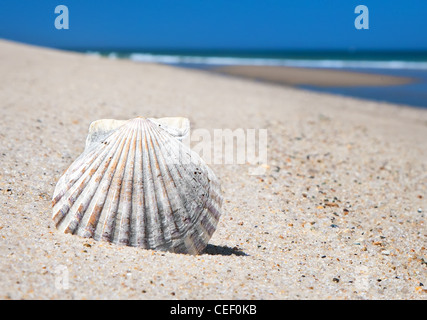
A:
[0,0,426,51]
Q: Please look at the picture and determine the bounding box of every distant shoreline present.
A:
[80,48,427,69]
[82,49,427,108]
[202,65,427,108]
[209,65,415,87]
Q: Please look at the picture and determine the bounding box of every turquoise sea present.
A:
[80,49,427,108]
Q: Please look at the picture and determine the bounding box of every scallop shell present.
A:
[52,117,222,254]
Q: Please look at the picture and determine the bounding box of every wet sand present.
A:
[213,65,414,87]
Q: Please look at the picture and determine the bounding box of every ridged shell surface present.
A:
[52,117,222,254]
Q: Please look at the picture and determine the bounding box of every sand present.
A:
[214,65,414,87]
[0,39,426,300]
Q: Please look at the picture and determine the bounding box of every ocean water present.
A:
[83,50,427,108]
[299,68,427,108]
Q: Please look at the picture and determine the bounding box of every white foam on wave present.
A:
[87,51,427,70]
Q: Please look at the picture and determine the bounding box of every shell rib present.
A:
[52,117,222,254]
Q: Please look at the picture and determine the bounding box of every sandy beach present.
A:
[214,65,415,87]
[0,39,426,300]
